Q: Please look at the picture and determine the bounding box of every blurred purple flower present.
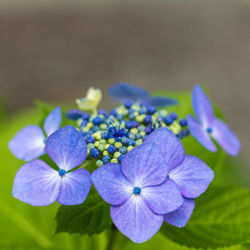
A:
[12,126,91,206]
[109,82,178,107]
[187,85,241,156]
[9,107,62,161]
[92,141,185,243]
[144,127,214,228]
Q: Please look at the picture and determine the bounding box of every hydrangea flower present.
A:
[76,87,102,113]
[92,142,184,243]
[9,107,61,161]
[187,85,241,156]
[109,82,178,107]
[12,125,91,206]
[144,127,214,228]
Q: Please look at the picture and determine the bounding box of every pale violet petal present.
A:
[92,163,131,205]
[44,107,62,136]
[111,197,163,243]
[121,142,168,187]
[9,125,45,161]
[46,126,87,171]
[57,169,91,205]
[12,159,60,206]
[169,156,214,198]
[144,127,185,171]
[164,198,195,228]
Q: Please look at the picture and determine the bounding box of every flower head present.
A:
[109,82,178,107]
[187,85,241,156]
[92,141,184,243]
[76,87,102,113]
[12,126,91,206]
[144,127,214,228]
[9,107,61,161]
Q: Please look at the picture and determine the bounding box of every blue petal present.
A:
[109,82,150,102]
[44,107,62,136]
[164,198,195,228]
[92,163,131,205]
[169,156,214,198]
[142,178,183,214]
[57,169,91,205]
[121,142,169,187]
[148,96,178,107]
[192,85,214,126]
[12,159,61,206]
[211,118,241,156]
[46,125,87,171]
[187,114,217,152]
[9,125,45,161]
[66,110,86,121]
[144,127,185,171]
[111,197,163,243]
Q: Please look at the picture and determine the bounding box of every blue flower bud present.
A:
[90,148,100,158]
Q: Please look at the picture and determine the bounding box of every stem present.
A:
[106,224,123,250]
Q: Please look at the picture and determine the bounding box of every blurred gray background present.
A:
[0,0,249,167]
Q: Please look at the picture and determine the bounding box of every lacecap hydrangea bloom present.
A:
[8,83,240,245]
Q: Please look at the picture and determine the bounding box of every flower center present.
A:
[58,169,66,177]
[133,186,141,195]
[206,127,213,134]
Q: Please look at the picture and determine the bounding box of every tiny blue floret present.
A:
[179,119,187,127]
[92,116,103,125]
[90,148,100,158]
[107,145,117,154]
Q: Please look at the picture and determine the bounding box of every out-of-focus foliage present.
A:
[0,91,249,250]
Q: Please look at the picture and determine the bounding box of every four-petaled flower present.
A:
[187,85,241,156]
[109,82,178,107]
[144,127,214,228]
[12,125,91,206]
[9,107,62,161]
[92,128,214,243]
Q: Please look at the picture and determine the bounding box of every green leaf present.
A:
[161,185,250,249]
[55,190,112,236]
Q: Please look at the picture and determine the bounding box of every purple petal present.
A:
[44,107,62,136]
[12,159,60,206]
[164,198,195,228]
[148,96,178,107]
[46,125,87,171]
[9,125,45,161]
[66,110,86,121]
[192,85,214,126]
[109,82,150,102]
[144,127,185,171]
[211,118,241,156]
[92,163,131,205]
[187,114,217,152]
[121,142,168,187]
[111,197,163,243]
[169,156,214,198]
[142,179,183,214]
[57,169,91,205]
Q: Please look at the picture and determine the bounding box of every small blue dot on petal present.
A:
[206,127,213,134]
[133,186,141,195]
[58,169,66,177]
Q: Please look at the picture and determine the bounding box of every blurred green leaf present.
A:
[55,190,112,236]
[161,185,250,249]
